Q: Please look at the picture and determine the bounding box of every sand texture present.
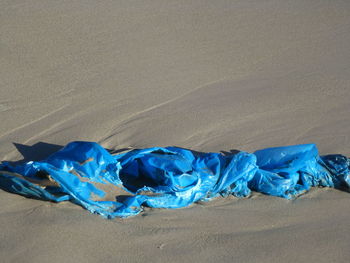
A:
[1,1,349,262]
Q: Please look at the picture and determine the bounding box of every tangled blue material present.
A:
[0,142,349,218]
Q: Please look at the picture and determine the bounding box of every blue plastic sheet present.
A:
[0,142,349,218]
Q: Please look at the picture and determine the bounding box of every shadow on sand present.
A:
[5,142,241,166]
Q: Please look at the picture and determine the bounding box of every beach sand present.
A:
[0,1,349,262]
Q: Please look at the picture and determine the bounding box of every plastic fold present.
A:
[0,141,349,218]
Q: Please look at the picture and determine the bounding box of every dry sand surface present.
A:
[1,1,350,262]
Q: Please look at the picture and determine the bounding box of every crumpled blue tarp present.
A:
[0,142,349,218]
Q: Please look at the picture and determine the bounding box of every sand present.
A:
[0,1,349,262]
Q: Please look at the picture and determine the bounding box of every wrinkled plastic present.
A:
[0,141,349,218]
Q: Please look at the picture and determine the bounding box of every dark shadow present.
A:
[220,149,241,156]
[8,142,64,165]
[7,142,136,165]
[7,143,139,165]
[169,146,241,157]
[115,195,133,203]
[108,147,134,155]
[168,146,207,156]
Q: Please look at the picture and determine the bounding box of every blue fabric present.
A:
[0,141,349,218]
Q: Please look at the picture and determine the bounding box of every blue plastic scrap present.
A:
[0,141,349,218]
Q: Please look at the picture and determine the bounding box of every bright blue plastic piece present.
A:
[0,142,349,218]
